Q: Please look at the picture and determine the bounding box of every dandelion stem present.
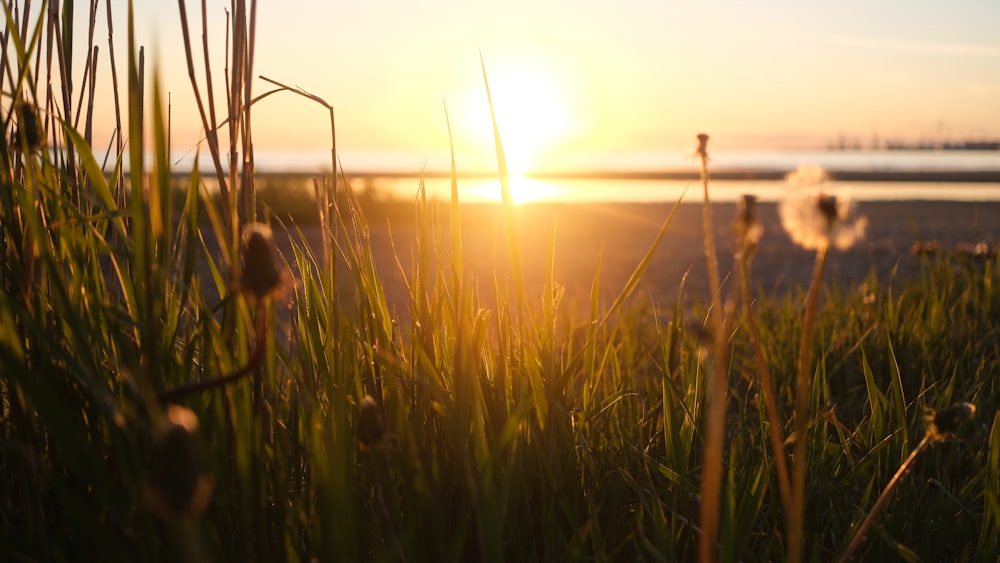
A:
[789,244,829,563]
[696,134,729,563]
[837,434,933,562]
[738,253,793,519]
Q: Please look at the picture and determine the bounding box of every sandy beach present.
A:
[268,199,1000,314]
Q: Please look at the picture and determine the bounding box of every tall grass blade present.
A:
[480,53,524,307]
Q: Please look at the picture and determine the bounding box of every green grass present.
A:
[1,2,998,561]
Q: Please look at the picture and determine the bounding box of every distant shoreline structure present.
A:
[884,141,1000,151]
[827,138,1000,152]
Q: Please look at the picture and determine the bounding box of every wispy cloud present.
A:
[831,34,1000,58]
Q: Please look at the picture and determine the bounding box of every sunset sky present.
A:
[73,0,1000,172]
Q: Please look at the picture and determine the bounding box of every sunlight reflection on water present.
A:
[374,177,1000,203]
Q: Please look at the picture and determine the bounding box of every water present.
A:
[236,148,1000,175]
[179,148,1000,203]
[369,177,1000,204]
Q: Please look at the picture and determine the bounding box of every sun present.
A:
[462,59,573,175]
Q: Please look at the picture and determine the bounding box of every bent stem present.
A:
[157,304,269,403]
[836,433,933,562]
[788,245,829,563]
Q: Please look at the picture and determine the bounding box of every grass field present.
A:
[1,2,998,562]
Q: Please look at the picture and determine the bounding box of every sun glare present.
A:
[467,176,563,205]
[463,61,573,174]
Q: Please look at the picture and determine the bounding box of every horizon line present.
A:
[152,168,1000,183]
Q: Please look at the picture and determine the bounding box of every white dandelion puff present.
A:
[779,166,867,251]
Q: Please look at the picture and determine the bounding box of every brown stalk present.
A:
[243,2,258,226]
[103,0,125,200]
[226,2,243,227]
[47,0,77,184]
[257,74,339,265]
[0,3,13,93]
[177,0,231,222]
[71,0,99,133]
[836,434,933,562]
[83,45,97,147]
[242,1,258,226]
[20,0,31,54]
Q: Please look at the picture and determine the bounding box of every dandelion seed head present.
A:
[779,165,867,251]
[695,133,710,159]
[859,282,877,305]
[817,194,839,226]
[238,223,289,301]
[167,404,199,433]
[736,194,764,249]
[358,395,385,451]
[785,164,829,188]
[15,100,43,151]
[148,406,213,519]
[911,241,942,257]
[929,402,976,440]
[685,320,713,359]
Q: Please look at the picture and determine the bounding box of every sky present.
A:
[54,0,1000,172]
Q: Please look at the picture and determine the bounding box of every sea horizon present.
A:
[155,147,1000,204]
